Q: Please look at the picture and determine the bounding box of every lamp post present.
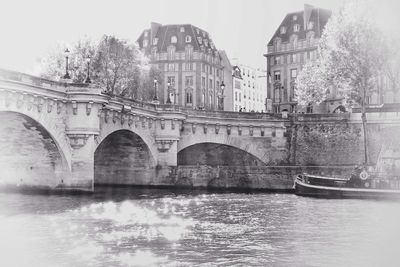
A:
[84,55,91,84]
[218,81,225,110]
[153,78,158,102]
[63,48,71,79]
[166,81,171,104]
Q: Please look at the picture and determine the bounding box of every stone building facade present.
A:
[264,5,333,113]
[231,63,267,112]
[137,22,230,110]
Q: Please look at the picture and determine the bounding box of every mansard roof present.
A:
[137,23,219,55]
[267,6,331,46]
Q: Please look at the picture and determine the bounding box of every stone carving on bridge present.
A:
[37,97,43,113]
[67,134,90,149]
[160,119,165,130]
[227,125,231,135]
[47,99,53,113]
[128,115,133,126]
[155,138,177,152]
[192,123,196,134]
[57,101,64,115]
[142,117,146,128]
[149,118,153,129]
[238,126,242,136]
[215,124,220,134]
[17,94,24,109]
[203,123,208,134]
[113,111,118,123]
[120,113,125,125]
[72,101,78,115]
[86,101,93,116]
[171,119,176,130]
[249,126,254,136]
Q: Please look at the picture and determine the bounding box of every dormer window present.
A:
[180,27,185,32]
[144,31,148,37]
[196,28,200,34]
[153,38,158,45]
[185,35,191,43]
[294,24,300,32]
[308,21,314,30]
[204,39,209,47]
[202,31,206,37]
[280,26,286,34]
[171,36,177,43]
[197,37,202,44]
[143,39,148,47]
[293,15,297,21]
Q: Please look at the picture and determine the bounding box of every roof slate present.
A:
[267,7,331,46]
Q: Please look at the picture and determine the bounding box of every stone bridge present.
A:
[0,69,289,192]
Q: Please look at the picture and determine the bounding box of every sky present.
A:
[0,0,399,73]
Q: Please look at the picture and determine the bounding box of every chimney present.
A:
[150,22,161,42]
[304,4,314,29]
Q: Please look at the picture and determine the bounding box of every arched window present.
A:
[185,90,193,105]
[171,35,177,43]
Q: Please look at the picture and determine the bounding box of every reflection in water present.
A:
[0,188,400,266]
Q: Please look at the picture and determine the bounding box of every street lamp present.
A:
[153,78,158,101]
[218,81,225,110]
[84,55,91,84]
[166,81,171,104]
[63,48,71,79]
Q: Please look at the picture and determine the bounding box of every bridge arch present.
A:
[178,134,272,165]
[178,142,266,166]
[94,129,157,185]
[0,111,70,187]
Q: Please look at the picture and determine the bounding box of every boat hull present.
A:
[295,178,400,199]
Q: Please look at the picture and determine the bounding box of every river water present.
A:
[0,187,399,267]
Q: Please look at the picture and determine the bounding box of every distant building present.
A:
[264,4,333,113]
[137,22,230,110]
[231,63,267,112]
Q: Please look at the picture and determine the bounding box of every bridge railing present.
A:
[0,68,67,93]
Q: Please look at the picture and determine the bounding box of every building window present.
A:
[167,46,175,60]
[153,38,158,45]
[144,31,148,37]
[184,62,193,71]
[186,91,193,105]
[209,66,212,75]
[274,56,280,65]
[180,27,185,32]
[143,39,148,47]
[291,53,297,63]
[216,81,219,90]
[171,36,177,43]
[239,93,241,101]
[185,45,193,59]
[168,63,175,71]
[235,92,238,101]
[209,94,213,108]
[167,76,176,87]
[151,47,157,58]
[209,79,213,89]
[197,37,202,44]
[234,80,241,89]
[308,21,314,30]
[293,15,297,21]
[185,35,191,43]
[274,71,281,81]
[204,39,209,47]
[185,76,193,87]
[294,24,300,32]
[202,77,205,88]
[291,69,297,79]
[280,26,286,34]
